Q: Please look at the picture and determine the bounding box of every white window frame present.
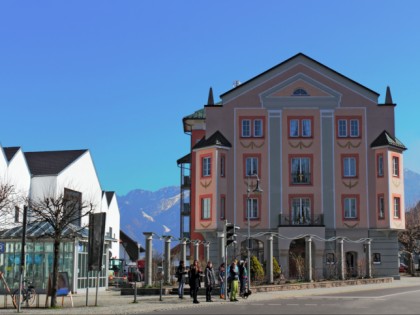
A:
[393,197,400,219]
[202,157,211,177]
[350,119,360,137]
[245,157,258,176]
[338,119,347,137]
[290,119,299,137]
[301,119,311,137]
[291,157,311,184]
[254,119,263,137]
[343,157,356,177]
[344,197,357,219]
[377,154,384,177]
[246,198,258,219]
[242,119,251,137]
[392,156,399,177]
[201,197,211,219]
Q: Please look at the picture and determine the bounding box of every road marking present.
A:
[304,304,317,306]
[267,303,281,306]
[286,303,299,306]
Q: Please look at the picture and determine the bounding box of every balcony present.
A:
[291,172,311,184]
[181,203,190,215]
[181,175,191,188]
[278,213,324,226]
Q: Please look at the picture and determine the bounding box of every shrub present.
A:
[273,257,281,279]
[250,255,264,282]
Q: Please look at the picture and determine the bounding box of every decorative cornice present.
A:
[240,141,265,149]
[337,141,361,149]
[200,180,212,189]
[342,180,359,189]
[200,222,212,228]
[289,141,313,149]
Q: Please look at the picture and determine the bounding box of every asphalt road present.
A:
[154,284,420,314]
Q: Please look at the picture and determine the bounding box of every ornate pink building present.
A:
[178,53,406,279]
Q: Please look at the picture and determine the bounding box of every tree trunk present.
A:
[51,237,60,307]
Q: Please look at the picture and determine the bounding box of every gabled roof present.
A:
[220,52,379,98]
[105,191,115,207]
[371,130,407,151]
[192,130,232,150]
[24,149,88,176]
[3,147,20,162]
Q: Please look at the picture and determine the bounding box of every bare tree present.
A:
[0,182,18,226]
[398,201,420,274]
[29,190,95,307]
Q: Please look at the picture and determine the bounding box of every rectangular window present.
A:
[343,157,356,177]
[290,119,299,137]
[344,197,357,219]
[393,197,401,219]
[377,154,384,177]
[14,206,19,223]
[246,198,258,219]
[201,197,211,220]
[378,195,385,220]
[241,120,251,137]
[350,119,359,137]
[202,156,211,177]
[220,155,225,177]
[392,156,400,177]
[291,197,311,225]
[220,196,225,220]
[246,157,258,176]
[254,119,263,137]
[302,119,311,137]
[338,119,347,137]
[291,157,311,184]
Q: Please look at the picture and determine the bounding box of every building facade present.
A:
[178,53,406,279]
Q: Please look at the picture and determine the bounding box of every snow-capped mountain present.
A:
[404,169,420,208]
[117,186,181,253]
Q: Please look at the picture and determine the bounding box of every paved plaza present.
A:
[1,276,419,314]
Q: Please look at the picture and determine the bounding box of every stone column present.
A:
[338,238,345,280]
[204,242,210,263]
[194,241,199,262]
[365,239,372,278]
[217,232,225,267]
[180,238,187,263]
[143,232,153,286]
[164,236,171,284]
[305,236,313,282]
[266,234,274,284]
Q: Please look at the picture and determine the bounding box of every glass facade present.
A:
[0,239,108,292]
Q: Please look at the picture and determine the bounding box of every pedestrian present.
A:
[176,260,188,299]
[189,259,202,304]
[204,261,216,302]
[238,260,246,296]
[218,262,225,299]
[229,259,239,302]
[133,268,141,282]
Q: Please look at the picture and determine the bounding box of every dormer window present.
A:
[292,88,309,96]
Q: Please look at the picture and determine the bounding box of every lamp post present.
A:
[246,174,262,293]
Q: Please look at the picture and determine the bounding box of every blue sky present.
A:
[1,1,419,195]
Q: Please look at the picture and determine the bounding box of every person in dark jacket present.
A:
[204,261,216,302]
[176,260,187,299]
[189,259,202,304]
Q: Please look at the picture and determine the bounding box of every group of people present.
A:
[176,258,248,304]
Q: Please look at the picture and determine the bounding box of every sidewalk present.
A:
[2,276,419,314]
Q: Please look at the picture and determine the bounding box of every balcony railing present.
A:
[291,172,311,184]
[278,213,324,226]
[181,203,190,215]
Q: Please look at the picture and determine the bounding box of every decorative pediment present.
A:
[260,73,342,110]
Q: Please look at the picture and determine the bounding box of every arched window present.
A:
[292,88,309,96]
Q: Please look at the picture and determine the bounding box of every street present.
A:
[154,284,420,314]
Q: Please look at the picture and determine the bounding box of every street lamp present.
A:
[246,174,262,293]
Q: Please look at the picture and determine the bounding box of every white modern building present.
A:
[0,145,120,293]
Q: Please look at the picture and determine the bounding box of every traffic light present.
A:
[225,222,239,247]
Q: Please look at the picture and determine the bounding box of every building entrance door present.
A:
[288,238,305,279]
